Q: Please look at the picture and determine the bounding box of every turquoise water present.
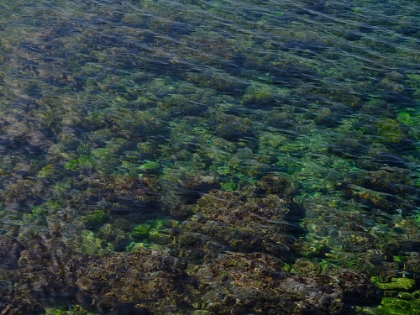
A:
[0,0,420,314]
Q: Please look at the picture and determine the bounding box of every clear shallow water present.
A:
[0,0,420,314]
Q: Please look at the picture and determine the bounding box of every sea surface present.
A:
[0,0,420,314]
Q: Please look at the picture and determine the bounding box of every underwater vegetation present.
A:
[0,0,420,314]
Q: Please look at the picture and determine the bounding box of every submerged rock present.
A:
[0,232,378,315]
[0,177,379,315]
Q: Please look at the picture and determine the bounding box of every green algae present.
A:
[30,200,62,219]
[242,84,289,104]
[64,157,94,171]
[80,230,106,255]
[215,165,231,176]
[406,73,420,100]
[396,112,412,125]
[377,297,420,315]
[372,277,415,291]
[131,219,164,241]
[83,210,106,230]
[375,118,404,143]
[45,305,98,315]
[220,180,236,192]
[138,161,161,171]
[131,223,152,239]
[37,164,56,178]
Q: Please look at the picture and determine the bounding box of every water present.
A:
[0,0,420,314]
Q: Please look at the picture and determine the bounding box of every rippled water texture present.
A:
[0,0,420,314]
